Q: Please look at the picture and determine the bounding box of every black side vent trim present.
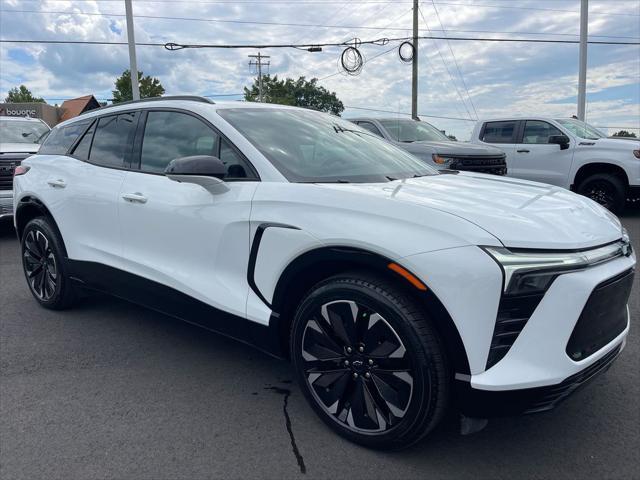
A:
[486,292,544,369]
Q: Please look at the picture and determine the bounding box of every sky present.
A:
[0,0,638,140]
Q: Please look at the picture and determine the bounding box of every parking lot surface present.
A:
[1,209,639,480]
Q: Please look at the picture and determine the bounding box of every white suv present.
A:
[471,117,640,212]
[13,97,635,449]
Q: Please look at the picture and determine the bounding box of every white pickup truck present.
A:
[471,117,640,212]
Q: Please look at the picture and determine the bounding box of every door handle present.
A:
[517,149,530,153]
[122,192,148,204]
[47,179,66,188]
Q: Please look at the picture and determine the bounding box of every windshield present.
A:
[555,119,606,140]
[218,108,437,183]
[0,119,50,144]
[379,119,449,143]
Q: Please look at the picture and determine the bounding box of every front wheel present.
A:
[291,273,449,450]
[577,173,626,213]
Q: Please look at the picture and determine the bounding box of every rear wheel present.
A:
[577,173,626,213]
[21,217,77,310]
[291,273,449,450]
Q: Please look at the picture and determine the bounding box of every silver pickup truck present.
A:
[349,117,507,175]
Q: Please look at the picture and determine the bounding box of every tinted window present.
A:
[39,120,91,155]
[357,121,383,137]
[89,113,138,168]
[218,108,436,183]
[219,138,251,179]
[0,119,50,144]
[522,120,563,144]
[71,121,95,160]
[140,111,218,173]
[482,121,517,143]
[379,119,449,142]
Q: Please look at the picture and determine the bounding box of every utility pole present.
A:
[577,0,588,120]
[248,53,270,102]
[125,0,140,101]
[411,0,419,120]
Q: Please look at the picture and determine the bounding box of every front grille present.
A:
[0,153,28,191]
[486,292,544,369]
[448,156,507,175]
[524,343,622,413]
[566,269,634,361]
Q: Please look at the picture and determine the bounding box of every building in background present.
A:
[0,95,101,127]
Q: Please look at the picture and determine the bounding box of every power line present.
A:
[418,5,475,120]
[4,9,638,39]
[432,1,639,17]
[1,36,638,48]
[428,1,478,119]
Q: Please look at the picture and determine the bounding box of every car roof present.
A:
[0,115,46,123]
[55,96,322,128]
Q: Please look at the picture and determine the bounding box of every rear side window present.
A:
[481,121,517,143]
[71,121,96,160]
[39,120,91,155]
[522,120,563,144]
[89,112,139,168]
[140,111,218,173]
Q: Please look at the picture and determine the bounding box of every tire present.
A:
[577,173,626,213]
[290,272,449,450]
[21,217,77,310]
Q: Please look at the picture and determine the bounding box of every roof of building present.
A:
[59,95,101,122]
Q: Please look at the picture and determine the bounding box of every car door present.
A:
[42,112,138,264]
[512,120,575,186]
[117,109,260,319]
[478,120,518,172]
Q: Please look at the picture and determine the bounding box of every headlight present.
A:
[432,154,453,165]
[483,241,629,295]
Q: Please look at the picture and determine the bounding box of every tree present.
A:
[244,75,344,115]
[612,130,637,138]
[5,85,45,103]
[112,70,165,103]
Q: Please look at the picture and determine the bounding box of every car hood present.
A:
[0,142,41,154]
[407,140,505,156]
[325,172,622,250]
[588,137,640,149]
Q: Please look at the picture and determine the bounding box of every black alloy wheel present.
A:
[21,217,77,309]
[300,299,414,433]
[23,229,58,301]
[577,173,626,213]
[292,273,449,449]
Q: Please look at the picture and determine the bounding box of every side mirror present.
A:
[548,135,571,150]
[164,155,228,193]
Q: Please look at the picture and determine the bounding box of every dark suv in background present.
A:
[350,117,507,175]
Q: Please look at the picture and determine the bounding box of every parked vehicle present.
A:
[471,117,640,212]
[14,97,634,449]
[349,117,507,175]
[0,116,50,219]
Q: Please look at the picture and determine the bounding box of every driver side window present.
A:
[140,111,219,173]
[522,120,563,144]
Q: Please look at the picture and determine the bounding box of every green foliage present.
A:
[612,130,637,138]
[112,70,165,103]
[244,75,344,115]
[4,85,45,103]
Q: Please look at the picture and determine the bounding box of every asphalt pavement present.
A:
[1,208,639,480]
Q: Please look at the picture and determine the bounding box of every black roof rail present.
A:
[80,95,215,116]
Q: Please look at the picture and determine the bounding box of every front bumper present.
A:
[0,190,13,219]
[403,245,634,418]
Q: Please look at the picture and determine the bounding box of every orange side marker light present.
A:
[387,263,427,291]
